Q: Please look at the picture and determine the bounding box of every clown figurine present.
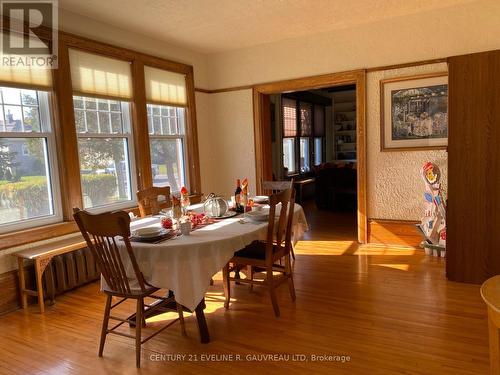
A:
[419,162,446,256]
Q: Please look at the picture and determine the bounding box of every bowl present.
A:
[252,195,269,204]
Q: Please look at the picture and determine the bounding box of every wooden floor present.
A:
[0,202,489,374]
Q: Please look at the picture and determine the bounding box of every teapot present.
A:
[203,193,229,218]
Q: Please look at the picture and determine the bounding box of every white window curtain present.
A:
[69,49,132,100]
[0,32,52,89]
[144,66,187,106]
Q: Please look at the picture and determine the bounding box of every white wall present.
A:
[196,90,256,198]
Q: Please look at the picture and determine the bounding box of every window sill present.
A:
[0,221,79,251]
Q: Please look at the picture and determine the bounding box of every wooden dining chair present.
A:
[222,188,296,317]
[261,179,296,260]
[73,208,186,368]
[136,186,171,217]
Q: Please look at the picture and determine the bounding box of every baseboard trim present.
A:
[368,219,422,248]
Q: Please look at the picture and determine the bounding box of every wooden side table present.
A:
[481,275,500,374]
[293,178,315,204]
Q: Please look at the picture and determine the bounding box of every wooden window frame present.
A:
[0,22,201,250]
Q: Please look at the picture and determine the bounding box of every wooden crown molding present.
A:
[194,58,448,94]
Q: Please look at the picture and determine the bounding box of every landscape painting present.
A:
[381,73,448,150]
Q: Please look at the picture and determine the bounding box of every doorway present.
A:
[252,70,367,242]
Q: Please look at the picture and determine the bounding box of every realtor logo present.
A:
[1,0,58,68]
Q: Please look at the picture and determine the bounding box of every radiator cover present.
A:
[43,247,99,300]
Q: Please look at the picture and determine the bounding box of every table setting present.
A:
[114,179,308,343]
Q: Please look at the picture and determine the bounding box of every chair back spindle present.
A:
[137,186,171,217]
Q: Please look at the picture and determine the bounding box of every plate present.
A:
[130,229,175,243]
[252,195,269,203]
[245,209,270,222]
[206,210,239,219]
[133,227,166,238]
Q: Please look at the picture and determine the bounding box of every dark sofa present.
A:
[314,163,357,211]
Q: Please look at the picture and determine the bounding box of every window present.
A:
[147,104,187,192]
[281,97,326,175]
[300,137,310,172]
[70,49,136,211]
[73,96,135,209]
[314,138,323,166]
[300,102,312,136]
[144,66,189,193]
[314,106,325,166]
[0,86,61,232]
[282,138,295,174]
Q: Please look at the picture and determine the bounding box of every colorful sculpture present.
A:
[418,162,446,256]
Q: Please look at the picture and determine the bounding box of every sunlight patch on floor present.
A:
[294,240,417,256]
[146,291,233,323]
[146,312,187,323]
[372,263,410,271]
[294,240,357,255]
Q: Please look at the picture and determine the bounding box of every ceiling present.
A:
[58,0,475,54]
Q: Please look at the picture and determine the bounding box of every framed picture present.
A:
[380,72,448,151]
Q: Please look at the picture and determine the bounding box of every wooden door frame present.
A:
[252,69,367,243]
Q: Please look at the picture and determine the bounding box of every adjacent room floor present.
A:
[0,203,489,374]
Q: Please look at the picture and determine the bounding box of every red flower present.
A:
[161,217,173,229]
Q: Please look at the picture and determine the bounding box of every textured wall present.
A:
[366,63,448,221]
[196,90,256,198]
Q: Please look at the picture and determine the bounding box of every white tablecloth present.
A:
[117,204,308,311]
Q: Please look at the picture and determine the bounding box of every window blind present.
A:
[314,105,325,136]
[144,66,187,106]
[282,98,297,137]
[300,102,312,136]
[0,32,52,89]
[69,49,132,100]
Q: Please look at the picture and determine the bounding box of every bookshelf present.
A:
[333,90,356,161]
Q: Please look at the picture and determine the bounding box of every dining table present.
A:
[117,202,309,343]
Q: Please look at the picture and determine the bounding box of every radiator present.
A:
[43,247,100,299]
